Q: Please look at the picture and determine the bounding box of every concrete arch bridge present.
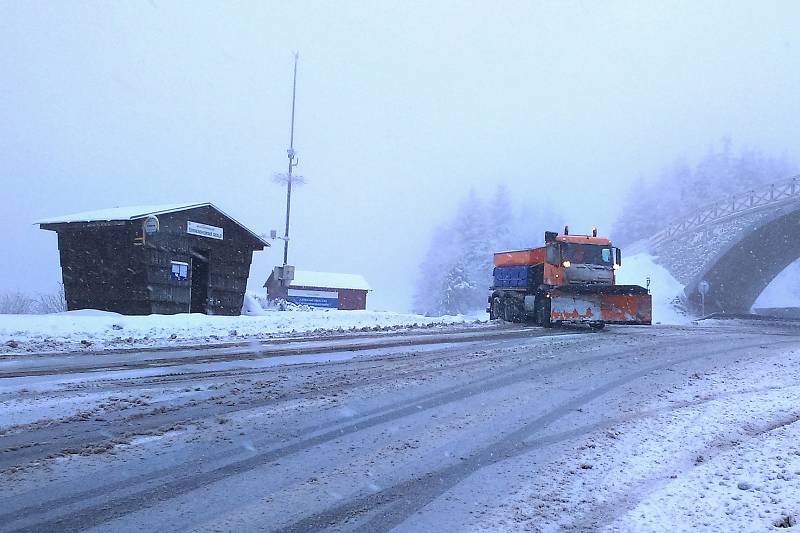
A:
[648,175,800,314]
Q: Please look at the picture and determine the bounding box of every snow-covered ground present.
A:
[616,252,689,325]
[609,417,800,532]
[600,348,800,532]
[755,260,800,309]
[0,304,485,355]
[480,341,800,533]
[3,317,798,530]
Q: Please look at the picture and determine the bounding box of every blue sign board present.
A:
[286,295,339,308]
[287,289,339,309]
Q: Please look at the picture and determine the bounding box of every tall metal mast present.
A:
[282,52,300,266]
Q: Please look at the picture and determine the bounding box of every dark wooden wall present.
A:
[45,206,263,316]
[55,223,150,314]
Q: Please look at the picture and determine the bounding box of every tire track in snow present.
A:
[2,334,732,532]
[274,337,799,533]
[0,334,573,467]
[0,327,562,379]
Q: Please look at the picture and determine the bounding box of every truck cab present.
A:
[543,231,622,287]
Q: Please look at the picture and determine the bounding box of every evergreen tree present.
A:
[438,262,475,315]
[448,190,490,310]
[412,225,458,315]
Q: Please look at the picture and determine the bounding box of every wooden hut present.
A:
[37,203,269,315]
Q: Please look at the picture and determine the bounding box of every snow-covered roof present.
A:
[35,203,210,225]
[291,270,371,291]
[35,202,270,246]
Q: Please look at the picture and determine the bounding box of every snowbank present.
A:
[615,253,689,324]
[0,308,484,355]
[754,260,800,308]
[602,350,800,532]
[609,417,800,532]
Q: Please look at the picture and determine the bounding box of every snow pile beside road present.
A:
[616,252,689,324]
[609,415,800,532]
[0,309,484,355]
[755,260,800,308]
[602,353,800,532]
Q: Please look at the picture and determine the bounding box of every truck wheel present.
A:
[490,297,501,320]
[503,299,516,322]
[537,300,552,328]
[590,322,605,331]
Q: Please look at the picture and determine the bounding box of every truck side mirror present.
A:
[615,248,622,266]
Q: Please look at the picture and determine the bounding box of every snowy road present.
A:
[1,321,799,532]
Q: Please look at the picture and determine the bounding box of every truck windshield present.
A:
[561,243,613,266]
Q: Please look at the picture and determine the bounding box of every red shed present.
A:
[265,270,371,310]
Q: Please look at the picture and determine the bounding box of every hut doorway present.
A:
[190,249,210,314]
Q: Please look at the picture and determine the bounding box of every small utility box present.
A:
[272,264,296,286]
[37,203,269,315]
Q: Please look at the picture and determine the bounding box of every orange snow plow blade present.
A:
[550,286,652,325]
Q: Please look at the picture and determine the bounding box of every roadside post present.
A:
[698,280,710,316]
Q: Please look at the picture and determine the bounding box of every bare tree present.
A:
[0,292,36,314]
[37,283,67,314]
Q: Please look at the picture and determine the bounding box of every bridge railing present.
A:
[651,175,800,244]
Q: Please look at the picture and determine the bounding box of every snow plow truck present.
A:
[488,227,652,329]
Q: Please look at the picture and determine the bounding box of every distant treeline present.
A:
[612,140,797,245]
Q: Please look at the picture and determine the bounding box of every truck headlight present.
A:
[562,260,571,268]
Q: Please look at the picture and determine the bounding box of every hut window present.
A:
[170,261,189,281]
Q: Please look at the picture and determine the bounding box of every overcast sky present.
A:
[2,1,799,311]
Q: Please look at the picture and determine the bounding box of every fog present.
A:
[2,1,799,311]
